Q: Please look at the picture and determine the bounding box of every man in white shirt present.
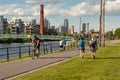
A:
[59,39,63,51]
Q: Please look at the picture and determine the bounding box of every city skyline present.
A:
[0,0,120,32]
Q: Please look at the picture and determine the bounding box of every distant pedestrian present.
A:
[59,39,63,52]
[89,36,97,59]
[63,38,66,51]
[31,35,40,59]
[78,37,85,58]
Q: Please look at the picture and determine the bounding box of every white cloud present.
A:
[0,4,39,21]
[0,0,120,22]
[44,4,68,17]
[106,0,120,15]
[68,2,99,17]
[26,0,64,4]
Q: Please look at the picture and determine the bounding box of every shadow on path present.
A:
[40,57,72,59]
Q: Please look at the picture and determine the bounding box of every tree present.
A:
[106,31,113,40]
[114,28,120,39]
[6,27,11,34]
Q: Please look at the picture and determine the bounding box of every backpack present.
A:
[79,40,84,47]
[36,39,40,48]
[91,40,96,48]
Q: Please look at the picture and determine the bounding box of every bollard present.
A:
[50,43,53,53]
[28,46,31,56]
[43,44,45,53]
[19,46,21,58]
[46,44,48,53]
[7,48,9,61]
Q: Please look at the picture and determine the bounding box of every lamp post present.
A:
[79,18,81,34]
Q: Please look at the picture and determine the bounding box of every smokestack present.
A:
[40,4,44,35]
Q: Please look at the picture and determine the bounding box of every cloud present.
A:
[0,0,120,22]
[0,4,39,22]
[68,2,99,17]
[44,4,68,17]
[25,0,64,4]
[106,0,120,15]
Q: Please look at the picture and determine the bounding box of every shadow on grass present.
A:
[85,57,120,59]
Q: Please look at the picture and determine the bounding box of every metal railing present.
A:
[0,43,59,60]
[0,41,77,61]
[0,42,76,60]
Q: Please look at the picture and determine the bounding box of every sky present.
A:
[0,0,120,33]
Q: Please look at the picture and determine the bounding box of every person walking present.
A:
[31,35,40,59]
[89,36,97,59]
[78,37,85,58]
[63,38,66,51]
[59,39,63,52]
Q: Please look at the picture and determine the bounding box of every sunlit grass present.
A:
[13,44,120,80]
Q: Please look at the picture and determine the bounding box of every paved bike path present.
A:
[0,49,80,80]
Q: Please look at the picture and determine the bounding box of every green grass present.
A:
[13,45,120,80]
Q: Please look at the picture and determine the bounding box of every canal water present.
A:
[0,41,60,60]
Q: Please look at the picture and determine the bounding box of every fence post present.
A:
[46,43,48,53]
[28,46,31,56]
[7,47,9,61]
[68,43,69,50]
[19,46,21,58]
[71,42,72,49]
[44,44,45,53]
[50,43,52,53]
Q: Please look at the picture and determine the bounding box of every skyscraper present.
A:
[82,23,86,33]
[70,25,74,34]
[0,15,3,34]
[0,15,8,34]
[44,18,50,29]
[64,19,69,33]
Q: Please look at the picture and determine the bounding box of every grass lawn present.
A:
[13,45,120,80]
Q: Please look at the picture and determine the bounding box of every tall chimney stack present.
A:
[40,4,44,35]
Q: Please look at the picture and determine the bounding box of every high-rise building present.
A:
[10,21,18,34]
[44,18,50,29]
[70,25,74,34]
[0,15,8,34]
[3,18,8,34]
[15,19,24,34]
[82,23,86,33]
[31,19,38,34]
[24,19,39,34]
[24,24,32,34]
[59,24,64,33]
[0,15,4,34]
[87,23,89,33]
[9,19,24,34]
[64,19,69,33]
[50,26,55,30]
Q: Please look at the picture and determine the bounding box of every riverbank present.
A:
[0,38,61,43]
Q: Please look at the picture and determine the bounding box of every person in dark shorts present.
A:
[31,35,40,59]
[78,37,85,58]
[59,39,63,51]
[89,36,97,59]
